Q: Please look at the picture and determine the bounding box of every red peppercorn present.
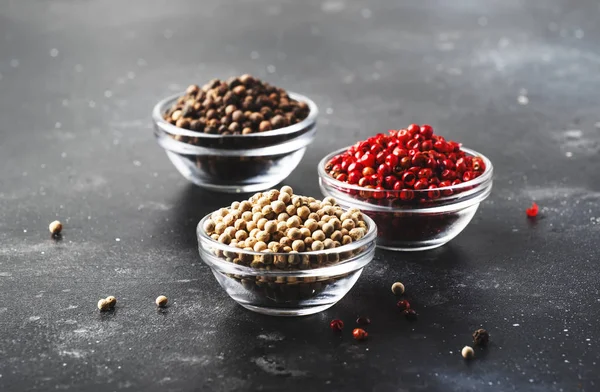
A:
[330,319,344,332]
[393,147,408,158]
[433,140,447,153]
[336,173,347,182]
[348,170,361,184]
[397,129,410,142]
[362,167,375,177]
[358,177,370,187]
[414,179,429,190]
[373,186,386,199]
[359,153,375,168]
[340,159,351,172]
[407,123,420,135]
[377,163,391,176]
[393,181,403,191]
[347,161,363,173]
[404,309,418,320]
[411,153,428,167]
[462,171,474,182]
[400,189,414,201]
[406,139,420,150]
[332,164,342,173]
[385,154,399,168]
[418,168,433,178]
[441,170,456,180]
[420,124,434,139]
[352,328,368,341]
[526,202,539,217]
[402,172,416,187]
[421,140,433,151]
[427,185,440,199]
[397,300,410,310]
[356,316,371,325]
[384,175,397,188]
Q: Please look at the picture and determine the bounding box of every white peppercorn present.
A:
[278,192,291,204]
[234,219,247,231]
[254,241,267,252]
[276,221,288,232]
[211,233,219,240]
[342,235,352,245]
[257,218,268,230]
[461,346,475,359]
[288,228,302,240]
[312,240,324,251]
[277,212,289,222]
[98,299,110,311]
[292,240,305,252]
[246,221,257,232]
[264,220,277,234]
[323,238,334,249]
[322,196,337,206]
[349,228,364,241]
[256,231,270,243]
[235,230,248,241]
[391,282,405,295]
[156,295,168,307]
[286,205,297,216]
[304,219,319,233]
[331,230,343,242]
[286,216,301,228]
[241,211,253,221]
[297,206,310,220]
[299,227,311,239]
[312,230,326,241]
[218,233,231,244]
[322,222,334,236]
[271,200,286,214]
[309,202,321,212]
[203,219,216,233]
[280,185,294,195]
[105,296,117,309]
[215,222,227,235]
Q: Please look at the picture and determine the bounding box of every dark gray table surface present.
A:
[1,0,599,391]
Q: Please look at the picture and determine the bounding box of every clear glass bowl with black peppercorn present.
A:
[152,91,318,193]
[196,212,377,316]
[318,147,493,251]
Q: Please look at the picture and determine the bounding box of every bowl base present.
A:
[376,242,447,252]
[238,302,337,316]
[187,177,285,193]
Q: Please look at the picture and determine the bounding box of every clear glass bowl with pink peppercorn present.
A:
[152,92,318,193]
[318,146,493,251]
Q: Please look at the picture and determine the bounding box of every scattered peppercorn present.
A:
[526,202,539,217]
[403,308,418,320]
[49,220,62,236]
[472,328,489,346]
[391,282,405,295]
[461,346,475,359]
[105,296,117,309]
[97,299,110,311]
[396,300,410,310]
[163,75,310,136]
[330,319,344,332]
[325,124,487,202]
[156,295,168,308]
[356,316,371,325]
[352,328,368,341]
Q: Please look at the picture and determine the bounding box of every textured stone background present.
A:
[1,0,599,391]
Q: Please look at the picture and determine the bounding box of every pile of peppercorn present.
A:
[325,124,486,202]
[163,75,310,135]
[202,186,369,271]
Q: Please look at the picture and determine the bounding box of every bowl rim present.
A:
[196,209,378,277]
[318,146,493,197]
[152,91,319,139]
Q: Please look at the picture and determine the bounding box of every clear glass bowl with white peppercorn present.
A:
[196,186,377,316]
[152,76,318,193]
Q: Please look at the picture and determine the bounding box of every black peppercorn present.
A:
[472,329,489,346]
[165,75,310,135]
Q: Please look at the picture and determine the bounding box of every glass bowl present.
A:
[318,147,493,251]
[196,212,377,316]
[152,92,318,193]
